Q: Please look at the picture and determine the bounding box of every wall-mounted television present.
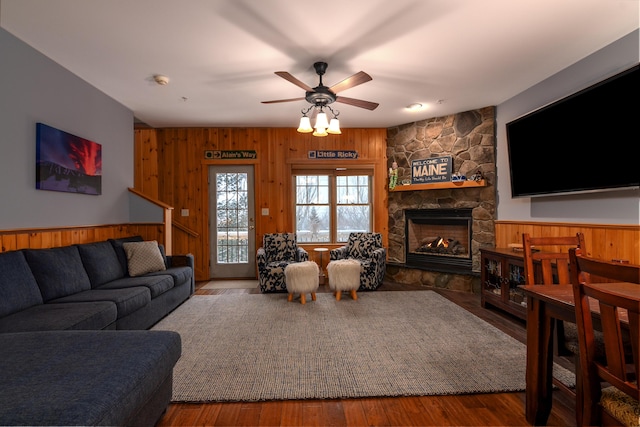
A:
[506,64,639,198]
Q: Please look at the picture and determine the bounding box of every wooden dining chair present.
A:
[569,248,640,427]
[522,232,587,395]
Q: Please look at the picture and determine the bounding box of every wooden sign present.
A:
[205,150,257,159]
[411,156,452,184]
[308,150,359,159]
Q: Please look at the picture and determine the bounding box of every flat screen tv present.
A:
[506,64,639,198]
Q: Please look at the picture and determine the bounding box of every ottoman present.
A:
[284,261,319,304]
[327,259,361,301]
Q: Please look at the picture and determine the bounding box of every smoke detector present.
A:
[153,75,170,86]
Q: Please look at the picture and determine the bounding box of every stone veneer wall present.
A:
[385,106,497,293]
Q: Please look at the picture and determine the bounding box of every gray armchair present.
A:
[330,232,386,291]
[257,233,308,293]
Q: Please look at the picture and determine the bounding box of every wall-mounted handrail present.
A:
[173,221,199,238]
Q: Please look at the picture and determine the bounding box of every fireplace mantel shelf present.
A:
[390,179,486,192]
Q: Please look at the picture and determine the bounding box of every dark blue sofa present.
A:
[0,236,194,426]
[0,236,194,332]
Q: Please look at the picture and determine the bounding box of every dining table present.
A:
[519,282,632,426]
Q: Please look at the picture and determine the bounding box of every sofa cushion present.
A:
[50,287,151,319]
[0,251,43,318]
[109,235,144,276]
[123,241,167,277]
[76,241,125,287]
[0,301,117,332]
[24,246,91,301]
[146,266,192,286]
[98,275,174,298]
[0,330,181,426]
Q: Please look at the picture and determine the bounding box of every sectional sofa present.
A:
[0,236,194,426]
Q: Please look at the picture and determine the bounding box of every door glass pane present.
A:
[216,172,249,263]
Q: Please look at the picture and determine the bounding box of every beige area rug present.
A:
[152,291,575,402]
[200,279,258,290]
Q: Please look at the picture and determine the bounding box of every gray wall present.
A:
[0,28,134,229]
[496,29,639,224]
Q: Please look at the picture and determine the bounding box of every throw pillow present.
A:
[122,241,166,277]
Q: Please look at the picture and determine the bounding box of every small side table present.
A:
[314,248,329,285]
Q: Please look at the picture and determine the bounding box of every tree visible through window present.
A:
[295,172,371,243]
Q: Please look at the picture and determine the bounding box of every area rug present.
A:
[152,291,574,402]
[200,279,258,290]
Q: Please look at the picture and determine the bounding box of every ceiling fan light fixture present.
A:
[297,116,313,133]
[313,127,328,137]
[314,111,329,130]
[327,118,341,134]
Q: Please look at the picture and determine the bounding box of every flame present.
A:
[426,238,449,249]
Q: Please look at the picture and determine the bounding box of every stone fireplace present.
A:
[405,208,473,274]
[385,107,497,293]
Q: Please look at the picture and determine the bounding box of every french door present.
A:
[208,165,256,278]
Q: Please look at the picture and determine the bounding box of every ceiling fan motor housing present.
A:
[305,86,336,106]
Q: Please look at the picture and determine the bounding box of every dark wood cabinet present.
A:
[480,248,528,320]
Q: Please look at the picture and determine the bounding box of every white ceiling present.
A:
[1,0,638,129]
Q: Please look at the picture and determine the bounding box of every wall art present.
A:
[36,123,102,195]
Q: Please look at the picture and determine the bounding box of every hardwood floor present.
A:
[157,281,577,426]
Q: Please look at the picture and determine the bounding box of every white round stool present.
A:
[327,259,361,301]
[284,261,319,304]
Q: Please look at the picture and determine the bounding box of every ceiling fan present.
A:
[261,61,379,111]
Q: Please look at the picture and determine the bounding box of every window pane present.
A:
[337,205,371,241]
[296,205,330,243]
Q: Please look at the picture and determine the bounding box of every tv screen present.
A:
[506,64,639,198]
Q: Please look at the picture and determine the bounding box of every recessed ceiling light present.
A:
[405,103,423,111]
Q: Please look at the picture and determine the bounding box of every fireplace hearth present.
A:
[405,208,473,274]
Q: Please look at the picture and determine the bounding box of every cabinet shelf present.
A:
[390,179,486,192]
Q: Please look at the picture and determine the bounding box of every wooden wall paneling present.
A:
[134,129,159,198]
[495,221,639,264]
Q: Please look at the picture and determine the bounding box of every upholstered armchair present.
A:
[329,232,386,291]
[257,233,309,293]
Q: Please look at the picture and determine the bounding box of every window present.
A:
[294,171,372,243]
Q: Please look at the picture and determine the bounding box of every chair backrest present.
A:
[262,233,298,262]
[522,232,586,285]
[346,232,383,259]
[569,248,640,426]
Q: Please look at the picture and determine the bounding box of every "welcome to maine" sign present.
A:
[411,155,452,184]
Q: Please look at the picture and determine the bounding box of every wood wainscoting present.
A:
[495,221,639,264]
[0,224,167,253]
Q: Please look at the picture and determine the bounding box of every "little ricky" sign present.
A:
[411,156,452,184]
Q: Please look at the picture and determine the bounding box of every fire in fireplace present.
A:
[405,208,473,274]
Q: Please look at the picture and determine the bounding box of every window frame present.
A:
[292,168,373,244]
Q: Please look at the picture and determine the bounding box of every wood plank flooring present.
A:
[157,281,577,426]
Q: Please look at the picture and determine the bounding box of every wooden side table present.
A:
[314,248,329,285]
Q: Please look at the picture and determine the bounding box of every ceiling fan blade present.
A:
[329,71,372,93]
[261,97,305,104]
[336,96,379,111]
[274,71,314,92]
